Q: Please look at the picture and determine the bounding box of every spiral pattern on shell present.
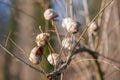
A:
[35,33,50,47]
[29,46,43,64]
[47,53,60,66]
[44,9,58,20]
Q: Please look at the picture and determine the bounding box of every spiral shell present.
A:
[29,46,43,64]
[47,53,60,66]
[88,21,99,36]
[35,33,50,46]
[62,17,81,33]
[44,9,58,20]
[62,37,76,50]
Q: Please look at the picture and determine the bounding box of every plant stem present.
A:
[0,43,46,75]
[51,20,62,45]
[70,0,73,19]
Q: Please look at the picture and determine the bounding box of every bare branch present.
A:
[65,0,68,17]
[5,31,11,47]
[0,43,46,75]
[74,47,120,64]
[51,20,62,45]
[70,0,73,19]
[46,1,114,78]
[39,26,55,53]
[70,0,114,55]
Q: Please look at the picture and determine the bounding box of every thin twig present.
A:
[0,43,46,75]
[74,47,120,64]
[65,0,68,17]
[4,35,27,55]
[39,26,43,33]
[70,59,120,72]
[9,38,26,54]
[39,26,55,53]
[47,0,114,77]
[94,36,99,50]
[61,73,63,80]
[47,42,55,53]
[47,30,55,33]
[39,26,56,71]
[5,31,11,47]
[71,0,114,54]
[59,33,69,55]
[51,20,62,45]
[70,0,74,19]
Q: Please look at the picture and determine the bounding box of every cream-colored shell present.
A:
[62,18,73,29]
[29,47,41,64]
[35,33,50,46]
[44,9,58,20]
[47,53,60,66]
[62,17,79,33]
[88,21,99,35]
[62,37,76,50]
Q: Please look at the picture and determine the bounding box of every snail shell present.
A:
[35,33,50,46]
[62,37,76,50]
[47,53,60,66]
[88,21,99,36]
[44,9,58,20]
[29,46,43,64]
[62,17,81,33]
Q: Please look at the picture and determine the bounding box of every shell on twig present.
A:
[35,33,50,46]
[44,9,58,20]
[29,46,43,64]
[62,17,81,33]
[88,21,99,36]
[47,53,60,66]
[62,37,76,50]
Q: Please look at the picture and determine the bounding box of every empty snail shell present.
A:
[62,37,76,50]
[62,17,73,29]
[62,17,81,33]
[44,9,58,20]
[47,53,60,66]
[29,46,43,64]
[35,33,50,47]
[88,21,99,36]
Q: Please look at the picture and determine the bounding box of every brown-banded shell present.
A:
[47,53,60,66]
[62,37,76,50]
[29,46,43,64]
[35,33,50,46]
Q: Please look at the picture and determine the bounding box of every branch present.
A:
[65,0,68,17]
[47,46,120,78]
[39,26,55,53]
[0,43,46,75]
[74,47,120,64]
[70,0,114,55]
[46,0,114,78]
[75,47,103,80]
[51,20,62,45]
[70,0,73,19]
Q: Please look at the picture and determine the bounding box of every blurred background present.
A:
[0,0,120,80]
